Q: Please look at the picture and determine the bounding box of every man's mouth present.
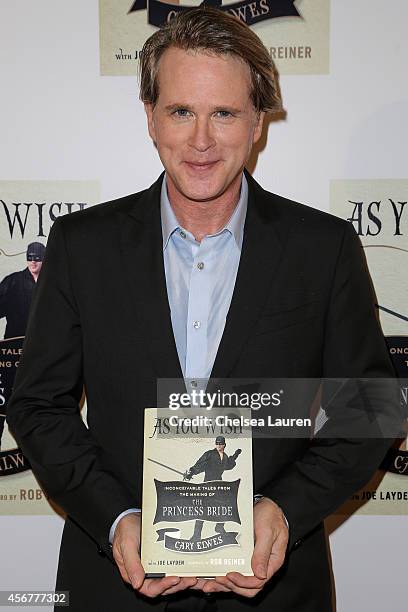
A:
[184,160,220,171]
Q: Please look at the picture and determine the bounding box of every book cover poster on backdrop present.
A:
[0,181,99,515]
[99,0,330,76]
[331,179,408,515]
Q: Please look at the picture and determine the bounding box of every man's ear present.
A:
[144,103,156,142]
[253,111,265,145]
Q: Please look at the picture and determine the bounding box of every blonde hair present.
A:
[139,7,282,113]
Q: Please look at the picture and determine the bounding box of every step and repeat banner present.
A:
[0,1,406,609]
[99,0,330,75]
[331,180,408,515]
[0,181,99,513]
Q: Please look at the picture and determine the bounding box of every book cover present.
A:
[141,407,254,577]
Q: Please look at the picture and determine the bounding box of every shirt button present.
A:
[193,321,201,329]
[191,380,197,388]
[197,262,204,270]
[180,230,186,239]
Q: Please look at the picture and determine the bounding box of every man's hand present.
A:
[194,497,289,598]
[112,513,197,597]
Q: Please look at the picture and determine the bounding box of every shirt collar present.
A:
[161,173,248,251]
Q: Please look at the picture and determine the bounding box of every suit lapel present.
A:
[116,171,290,383]
[210,172,288,379]
[117,175,183,380]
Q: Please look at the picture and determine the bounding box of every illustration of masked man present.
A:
[0,242,45,339]
[0,241,45,447]
[184,436,241,541]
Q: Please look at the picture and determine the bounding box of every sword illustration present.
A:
[376,304,408,323]
[148,458,193,480]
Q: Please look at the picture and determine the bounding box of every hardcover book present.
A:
[141,407,254,577]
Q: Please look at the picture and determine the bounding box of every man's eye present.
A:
[174,109,191,117]
[215,110,233,118]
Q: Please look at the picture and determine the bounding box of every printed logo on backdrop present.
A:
[0,181,99,515]
[330,180,408,515]
[99,0,330,76]
[129,0,300,28]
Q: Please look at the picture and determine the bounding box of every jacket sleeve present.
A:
[260,222,401,551]
[6,218,138,557]
[189,451,210,475]
[224,454,237,471]
[0,274,12,319]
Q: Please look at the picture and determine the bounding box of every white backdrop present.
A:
[0,1,407,609]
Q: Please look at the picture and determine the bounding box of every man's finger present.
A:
[112,513,144,588]
[139,576,182,598]
[112,540,144,588]
[213,576,261,599]
[266,527,288,577]
[161,577,198,596]
[203,580,232,594]
[193,578,233,594]
[190,578,209,591]
[119,539,144,589]
[222,572,265,589]
[251,498,289,580]
[252,526,274,579]
[114,556,130,585]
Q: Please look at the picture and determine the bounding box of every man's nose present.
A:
[188,117,216,152]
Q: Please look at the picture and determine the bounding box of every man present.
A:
[0,241,45,339]
[185,436,242,482]
[184,435,242,542]
[7,8,396,612]
[0,241,45,446]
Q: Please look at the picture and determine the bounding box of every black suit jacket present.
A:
[7,172,396,612]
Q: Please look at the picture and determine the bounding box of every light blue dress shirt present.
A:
[109,174,248,542]
[161,173,248,386]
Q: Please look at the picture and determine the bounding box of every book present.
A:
[141,407,254,577]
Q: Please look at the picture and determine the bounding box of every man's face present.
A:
[216,442,226,451]
[27,260,42,276]
[145,47,264,204]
